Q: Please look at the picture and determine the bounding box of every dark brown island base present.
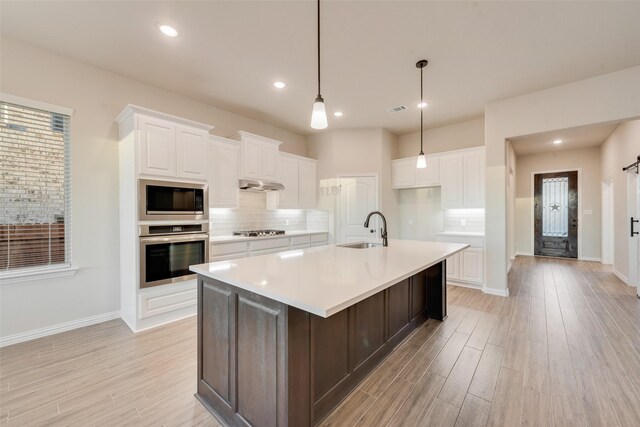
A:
[195,261,448,426]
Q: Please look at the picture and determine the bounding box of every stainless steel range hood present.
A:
[238,179,285,192]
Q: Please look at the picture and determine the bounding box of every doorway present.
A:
[602,179,614,265]
[534,171,578,258]
[338,175,379,244]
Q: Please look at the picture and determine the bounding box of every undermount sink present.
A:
[337,242,382,249]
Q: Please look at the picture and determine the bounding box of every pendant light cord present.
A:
[317,0,321,97]
[420,65,424,154]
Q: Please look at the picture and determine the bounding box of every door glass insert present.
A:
[542,177,569,237]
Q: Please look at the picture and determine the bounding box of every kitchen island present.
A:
[190,239,468,426]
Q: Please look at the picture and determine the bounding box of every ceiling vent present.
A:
[387,105,407,113]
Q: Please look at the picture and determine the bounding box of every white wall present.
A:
[396,117,484,158]
[485,65,640,293]
[601,119,640,281]
[514,146,602,260]
[0,38,308,339]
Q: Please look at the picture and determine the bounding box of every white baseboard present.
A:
[613,268,629,285]
[484,286,510,297]
[0,311,121,348]
[516,252,533,257]
[448,281,482,291]
[579,256,602,262]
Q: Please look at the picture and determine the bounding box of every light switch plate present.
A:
[460,219,466,227]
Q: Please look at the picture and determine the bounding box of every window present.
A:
[542,176,569,237]
[0,99,71,273]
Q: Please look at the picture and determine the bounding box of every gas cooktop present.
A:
[232,229,286,237]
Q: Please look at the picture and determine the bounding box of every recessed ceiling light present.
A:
[417,102,429,108]
[334,111,343,117]
[553,139,563,144]
[158,24,179,38]
[273,81,286,89]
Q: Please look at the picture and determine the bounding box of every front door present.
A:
[534,171,578,258]
[338,176,378,244]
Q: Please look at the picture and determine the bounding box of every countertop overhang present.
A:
[190,239,468,317]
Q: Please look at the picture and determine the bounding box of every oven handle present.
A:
[140,233,210,244]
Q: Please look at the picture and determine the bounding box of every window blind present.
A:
[0,101,71,271]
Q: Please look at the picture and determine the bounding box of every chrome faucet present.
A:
[364,211,388,247]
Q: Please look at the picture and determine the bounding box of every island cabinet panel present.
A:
[387,278,411,340]
[236,297,283,427]
[410,270,428,320]
[201,282,232,403]
[197,261,448,427]
[351,292,386,368]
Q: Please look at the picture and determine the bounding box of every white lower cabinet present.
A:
[436,234,484,287]
[210,233,328,262]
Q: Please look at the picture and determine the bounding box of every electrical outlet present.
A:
[285,219,290,226]
[460,219,466,227]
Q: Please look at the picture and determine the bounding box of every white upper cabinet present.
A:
[298,158,317,208]
[176,125,209,180]
[209,136,240,208]
[416,156,440,187]
[462,149,485,208]
[267,153,317,209]
[116,105,213,181]
[391,155,440,189]
[391,158,416,188]
[276,154,300,208]
[440,147,485,209]
[440,154,464,209]
[230,131,283,182]
[138,116,176,177]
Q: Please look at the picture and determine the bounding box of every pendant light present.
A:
[416,59,428,168]
[310,0,328,129]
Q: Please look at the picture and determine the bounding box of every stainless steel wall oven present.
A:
[139,224,209,288]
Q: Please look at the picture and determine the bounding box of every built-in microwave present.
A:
[139,223,209,288]
[139,179,208,221]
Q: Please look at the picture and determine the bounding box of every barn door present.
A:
[534,171,578,258]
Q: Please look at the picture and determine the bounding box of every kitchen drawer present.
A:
[310,233,328,244]
[290,235,311,246]
[210,253,247,262]
[249,237,290,252]
[138,282,197,320]
[210,241,249,257]
[290,243,311,250]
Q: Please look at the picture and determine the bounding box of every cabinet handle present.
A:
[632,217,639,237]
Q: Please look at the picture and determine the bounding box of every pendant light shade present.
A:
[310,0,328,129]
[311,96,328,129]
[416,59,428,169]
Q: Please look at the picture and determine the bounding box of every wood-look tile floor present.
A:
[2,256,640,426]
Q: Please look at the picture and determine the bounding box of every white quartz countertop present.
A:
[210,230,328,244]
[190,239,468,317]
[436,231,485,237]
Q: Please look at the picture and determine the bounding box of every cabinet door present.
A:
[462,150,485,208]
[138,116,176,177]
[276,155,299,208]
[262,144,279,181]
[176,126,208,180]
[298,159,317,208]
[241,139,263,179]
[461,248,484,284]
[391,158,416,188]
[446,253,460,280]
[440,155,463,209]
[415,155,440,187]
[210,139,240,208]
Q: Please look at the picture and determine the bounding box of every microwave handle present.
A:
[140,233,209,244]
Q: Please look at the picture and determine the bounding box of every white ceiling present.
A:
[2,1,640,136]
[509,122,619,156]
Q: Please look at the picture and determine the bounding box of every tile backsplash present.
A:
[443,209,485,233]
[210,191,329,236]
